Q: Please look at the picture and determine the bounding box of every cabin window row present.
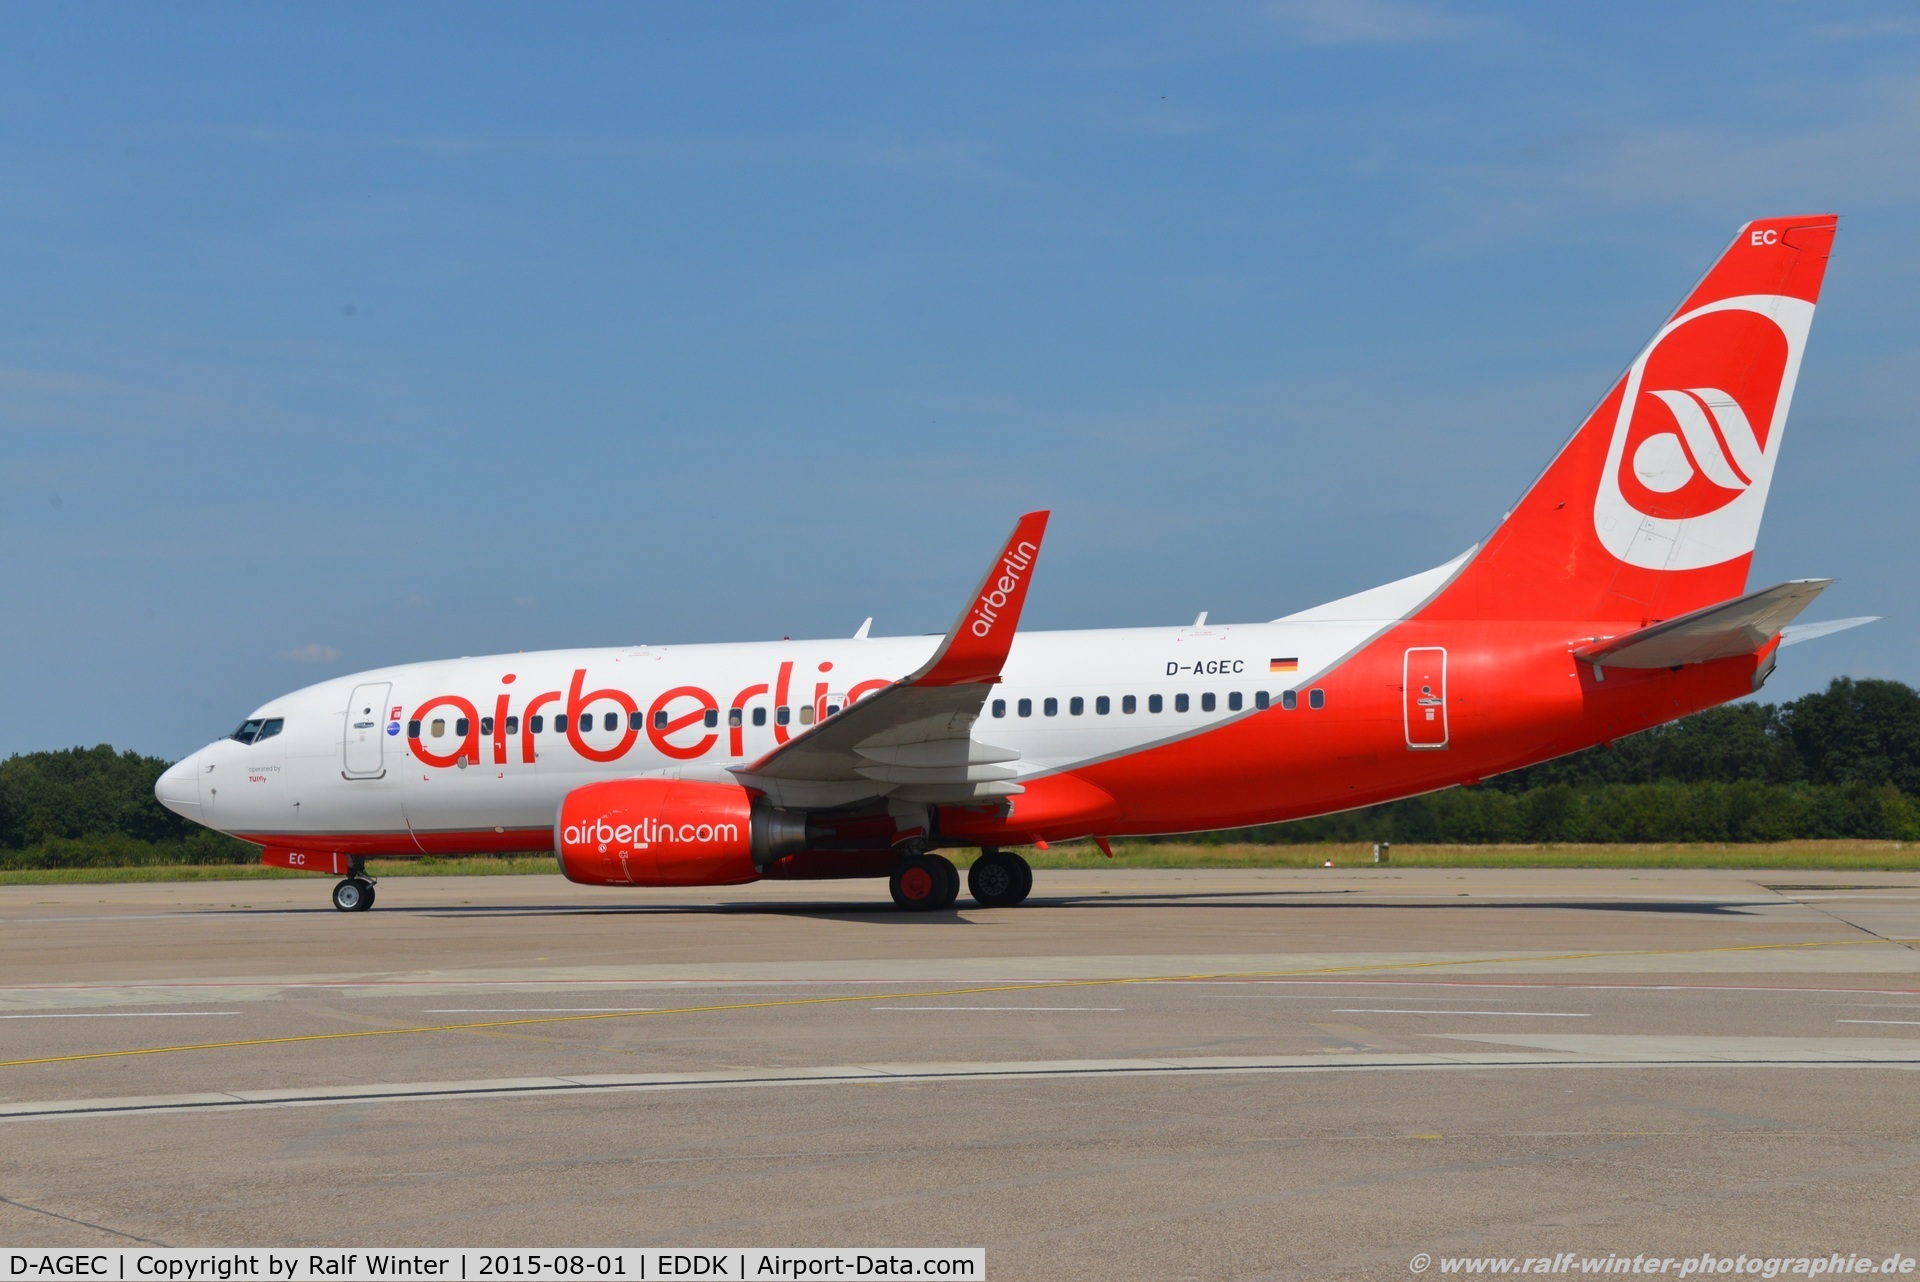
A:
[405,689,1332,739]
[409,704,842,738]
[988,689,1324,719]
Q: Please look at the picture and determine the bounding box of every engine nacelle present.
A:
[554,778,807,887]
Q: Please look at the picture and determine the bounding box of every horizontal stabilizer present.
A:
[1780,616,1881,647]
[1574,580,1831,670]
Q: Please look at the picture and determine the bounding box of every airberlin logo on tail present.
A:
[970,540,1038,638]
[1593,294,1815,571]
[1634,388,1764,500]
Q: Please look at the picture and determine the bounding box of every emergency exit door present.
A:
[342,681,392,778]
[1403,648,1448,749]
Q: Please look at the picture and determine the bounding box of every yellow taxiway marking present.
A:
[3,934,1912,1071]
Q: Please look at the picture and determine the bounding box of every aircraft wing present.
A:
[1573,580,1831,670]
[732,511,1048,809]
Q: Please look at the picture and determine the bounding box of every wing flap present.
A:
[1574,580,1831,669]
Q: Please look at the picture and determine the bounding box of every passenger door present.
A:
[1403,648,1448,750]
[342,682,392,778]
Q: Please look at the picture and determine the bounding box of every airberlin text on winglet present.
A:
[970,539,1038,638]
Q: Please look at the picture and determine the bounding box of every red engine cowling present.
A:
[554,778,805,887]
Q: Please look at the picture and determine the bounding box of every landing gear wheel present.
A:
[968,850,1033,907]
[331,878,375,912]
[890,854,960,912]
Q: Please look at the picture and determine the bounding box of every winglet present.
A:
[908,510,1050,688]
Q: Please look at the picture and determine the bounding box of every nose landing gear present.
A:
[331,857,377,912]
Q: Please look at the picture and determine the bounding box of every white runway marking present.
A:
[421,1008,660,1014]
[9,1037,1920,1122]
[0,1012,241,1020]
[1837,1019,1920,1026]
[1331,1009,1589,1017]
[877,1006,1124,1012]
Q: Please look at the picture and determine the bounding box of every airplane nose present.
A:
[155,752,202,820]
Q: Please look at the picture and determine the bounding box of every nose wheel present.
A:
[967,849,1033,907]
[331,866,376,912]
[889,853,959,912]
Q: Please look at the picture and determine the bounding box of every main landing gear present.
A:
[331,857,376,913]
[887,848,1033,911]
[889,852,960,912]
[966,848,1033,908]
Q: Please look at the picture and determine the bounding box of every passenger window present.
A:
[826,703,840,716]
[799,706,815,725]
[1017,698,1032,717]
[1255,691,1271,711]
[1122,695,1136,714]
[1281,690,1296,710]
[505,716,519,735]
[728,708,743,727]
[1174,693,1189,713]
[1148,694,1163,713]
[530,715,545,734]
[1096,695,1110,715]
[752,707,767,726]
[777,706,791,725]
[1044,697,1058,717]
[455,718,470,737]
[625,711,641,731]
[1070,696,1084,716]
[430,719,446,738]
[554,714,569,733]
[992,699,1007,718]
[1310,688,1326,709]
[480,716,494,736]
[703,708,719,728]
[1228,691,1242,711]
[653,710,669,730]
[581,714,596,732]
[255,718,284,743]
[1201,692,1215,713]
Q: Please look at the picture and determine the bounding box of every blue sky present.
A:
[3,2,1917,758]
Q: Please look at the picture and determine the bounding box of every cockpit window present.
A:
[231,718,283,745]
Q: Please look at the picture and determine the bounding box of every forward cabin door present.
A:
[343,682,392,778]
[1403,648,1448,750]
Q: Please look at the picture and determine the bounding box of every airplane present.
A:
[156,214,1875,914]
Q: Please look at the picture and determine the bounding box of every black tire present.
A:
[968,851,1023,907]
[889,855,946,911]
[1005,852,1033,906]
[928,854,960,910]
[331,878,368,912]
[357,882,376,911]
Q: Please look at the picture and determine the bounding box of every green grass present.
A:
[4,842,1920,886]
[0,855,558,885]
[1013,839,1920,871]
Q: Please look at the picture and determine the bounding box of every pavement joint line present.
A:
[2,934,1914,1071]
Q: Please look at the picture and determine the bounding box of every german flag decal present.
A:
[1269,657,1298,673]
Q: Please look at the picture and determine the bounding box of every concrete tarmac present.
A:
[4,867,1920,1279]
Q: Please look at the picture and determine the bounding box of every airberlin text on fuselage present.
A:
[405,662,895,770]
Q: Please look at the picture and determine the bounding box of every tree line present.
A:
[5,678,1919,867]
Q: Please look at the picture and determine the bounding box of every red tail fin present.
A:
[1424,215,1837,625]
